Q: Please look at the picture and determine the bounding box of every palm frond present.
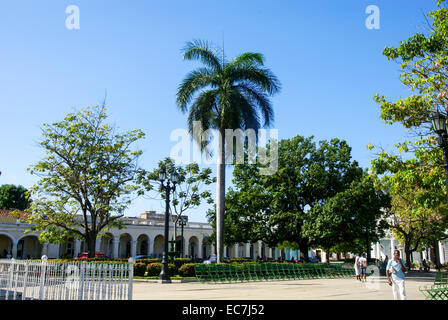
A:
[232,52,265,67]
[235,83,274,127]
[226,64,281,96]
[176,67,218,112]
[182,39,223,71]
[187,90,220,156]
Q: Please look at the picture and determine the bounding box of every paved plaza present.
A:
[132,272,435,300]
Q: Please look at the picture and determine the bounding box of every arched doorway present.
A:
[202,236,211,259]
[17,235,41,259]
[261,243,266,260]
[59,238,75,258]
[188,236,199,259]
[175,235,185,257]
[238,243,244,258]
[0,234,13,258]
[153,235,164,258]
[100,233,114,258]
[137,234,149,256]
[119,233,132,258]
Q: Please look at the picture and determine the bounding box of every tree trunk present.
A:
[216,128,226,263]
[404,242,412,269]
[299,241,309,262]
[430,245,437,267]
[86,233,97,258]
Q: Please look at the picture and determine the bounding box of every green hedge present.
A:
[173,258,192,268]
[146,263,177,276]
[134,263,147,276]
[178,263,196,277]
[135,258,161,264]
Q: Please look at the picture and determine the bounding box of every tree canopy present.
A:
[208,135,386,260]
[23,105,145,257]
[370,0,448,265]
[0,184,31,211]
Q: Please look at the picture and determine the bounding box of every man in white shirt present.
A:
[386,250,407,300]
[354,253,361,281]
[358,253,368,282]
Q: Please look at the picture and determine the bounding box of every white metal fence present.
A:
[0,256,134,300]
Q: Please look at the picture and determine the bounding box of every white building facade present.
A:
[1,209,447,263]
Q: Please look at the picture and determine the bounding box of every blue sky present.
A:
[0,0,438,222]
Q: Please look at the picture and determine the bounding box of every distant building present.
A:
[1,209,446,264]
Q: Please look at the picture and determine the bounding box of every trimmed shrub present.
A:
[173,258,192,269]
[223,258,256,264]
[146,263,177,276]
[133,263,147,276]
[135,258,161,265]
[178,263,196,277]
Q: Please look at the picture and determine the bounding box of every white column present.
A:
[234,244,239,258]
[95,238,102,253]
[223,245,227,257]
[257,241,262,258]
[245,243,250,258]
[268,247,273,259]
[73,239,81,258]
[211,243,216,256]
[11,241,18,259]
[131,240,137,258]
[112,239,119,259]
[390,238,394,258]
[376,242,381,260]
[41,242,49,257]
[197,240,203,259]
[321,251,328,263]
[439,241,446,265]
[147,239,151,256]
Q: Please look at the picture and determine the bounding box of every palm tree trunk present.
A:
[216,128,226,263]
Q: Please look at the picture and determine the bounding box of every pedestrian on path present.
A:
[358,253,368,282]
[354,253,361,281]
[386,250,407,300]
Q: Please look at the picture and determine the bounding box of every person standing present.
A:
[386,250,407,300]
[358,253,368,282]
[354,253,361,281]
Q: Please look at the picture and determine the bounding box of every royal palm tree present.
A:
[176,39,280,262]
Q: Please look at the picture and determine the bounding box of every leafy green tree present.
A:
[371,149,448,267]
[0,184,31,211]
[138,157,215,242]
[208,135,364,261]
[374,0,448,136]
[302,173,390,260]
[371,0,448,265]
[176,39,281,262]
[23,105,145,257]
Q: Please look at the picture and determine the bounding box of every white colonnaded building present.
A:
[0,209,447,265]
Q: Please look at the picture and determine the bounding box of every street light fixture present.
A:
[158,166,177,283]
[178,215,188,257]
[431,111,448,204]
[430,111,448,268]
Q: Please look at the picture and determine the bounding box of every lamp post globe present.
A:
[431,111,447,134]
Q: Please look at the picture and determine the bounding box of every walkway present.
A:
[133,272,435,300]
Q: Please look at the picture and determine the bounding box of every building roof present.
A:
[0,209,30,219]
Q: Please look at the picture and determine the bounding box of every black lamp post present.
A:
[430,111,448,268]
[431,112,448,205]
[179,215,188,258]
[158,166,178,283]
